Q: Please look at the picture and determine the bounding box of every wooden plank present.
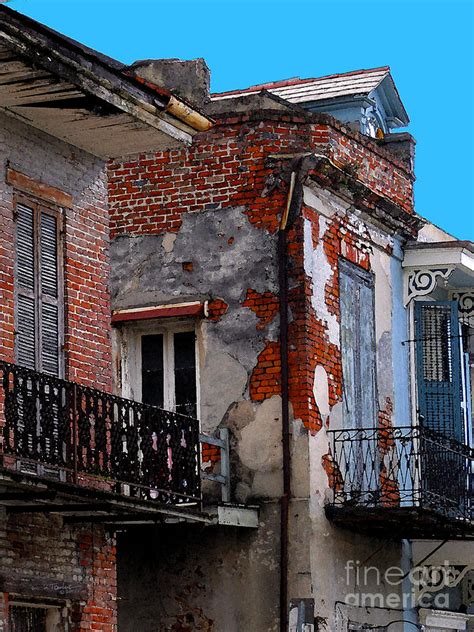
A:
[7,168,73,208]
[112,303,204,324]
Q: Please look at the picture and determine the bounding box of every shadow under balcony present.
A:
[325,425,474,539]
[0,361,213,525]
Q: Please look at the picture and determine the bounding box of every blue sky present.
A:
[9,0,474,239]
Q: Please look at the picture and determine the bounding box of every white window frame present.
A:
[118,319,200,417]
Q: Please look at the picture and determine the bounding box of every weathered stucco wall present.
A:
[117,505,280,632]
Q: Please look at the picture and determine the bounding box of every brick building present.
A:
[0,6,473,632]
[0,7,211,631]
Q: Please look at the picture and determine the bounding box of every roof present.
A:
[212,66,409,128]
[213,66,388,101]
[0,6,212,157]
[405,240,474,254]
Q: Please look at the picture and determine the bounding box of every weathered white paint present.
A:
[313,365,330,422]
[303,216,340,345]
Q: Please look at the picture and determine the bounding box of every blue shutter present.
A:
[414,300,464,442]
[339,259,377,430]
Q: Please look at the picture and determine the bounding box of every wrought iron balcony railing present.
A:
[0,361,201,505]
[326,425,473,532]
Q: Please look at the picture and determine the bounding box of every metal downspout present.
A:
[279,170,296,632]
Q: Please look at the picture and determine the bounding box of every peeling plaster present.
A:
[371,248,393,339]
[239,395,282,474]
[303,217,339,345]
[200,351,248,433]
[161,232,176,253]
[313,365,330,423]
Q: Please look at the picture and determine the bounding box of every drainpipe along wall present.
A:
[278,172,294,632]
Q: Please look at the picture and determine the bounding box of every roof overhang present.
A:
[0,6,212,158]
[375,74,409,128]
[403,242,474,280]
[402,241,474,307]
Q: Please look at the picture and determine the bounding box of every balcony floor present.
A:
[0,466,213,526]
[325,505,474,540]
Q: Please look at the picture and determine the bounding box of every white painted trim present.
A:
[118,319,201,420]
[403,247,474,272]
[419,608,469,630]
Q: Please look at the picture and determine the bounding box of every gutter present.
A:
[129,74,212,132]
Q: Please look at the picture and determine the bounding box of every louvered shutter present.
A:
[415,300,464,441]
[339,260,378,499]
[39,211,60,375]
[16,203,36,370]
[15,201,62,376]
[339,259,377,430]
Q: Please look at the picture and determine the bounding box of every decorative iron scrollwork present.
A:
[0,361,201,505]
[326,424,473,523]
[404,267,454,306]
[451,290,474,325]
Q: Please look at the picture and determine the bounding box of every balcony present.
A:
[0,361,213,524]
[325,425,474,539]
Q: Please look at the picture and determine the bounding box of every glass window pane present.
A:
[141,334,164,407]
[174,331,196,417]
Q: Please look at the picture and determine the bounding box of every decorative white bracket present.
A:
[404,267,455,306]
[450,290,474,325]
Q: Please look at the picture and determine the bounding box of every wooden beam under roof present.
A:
[0,6,212,157]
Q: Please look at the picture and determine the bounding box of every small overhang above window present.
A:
[402,240,474,323]
[0,6,212,158]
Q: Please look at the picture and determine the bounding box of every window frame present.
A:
[13,192,65,377]
[118,319,200,417]
[8,598,68,632]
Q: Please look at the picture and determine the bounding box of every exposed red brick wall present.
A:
[0,194,15,365]
[322,453,343,492]
[108,110,410,483]
[249,341,281,402]
[108,113,413,240]
[63,198,112,391]
[243,289,279,330]
[324,125,413,213]
[0,515,116,631]
[201,442,221,472]
[206,298,229,322]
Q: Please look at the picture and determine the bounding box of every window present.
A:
[339,258,377,429]
[9,603,65,632]
[15,197,63,376]
[121,325,198,417]
[141,330,197,416]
